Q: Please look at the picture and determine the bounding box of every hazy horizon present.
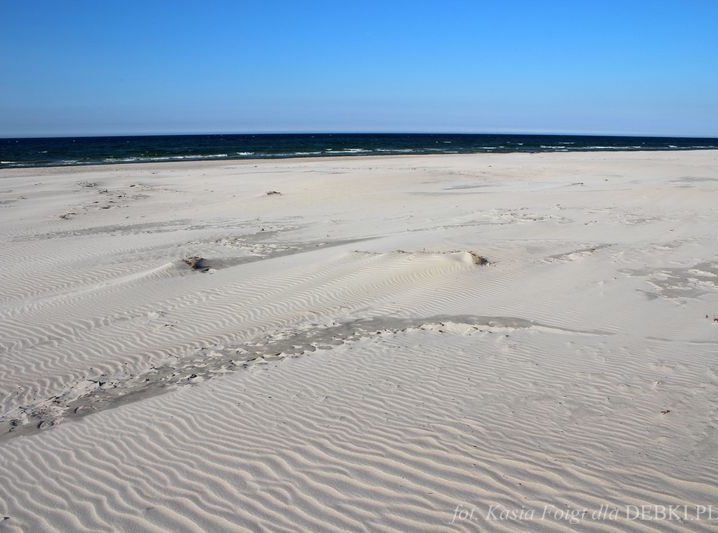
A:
[4,130,718,141]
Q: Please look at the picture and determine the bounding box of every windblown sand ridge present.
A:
[1,152,717,530]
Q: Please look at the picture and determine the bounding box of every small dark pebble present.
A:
[189,373,198,379]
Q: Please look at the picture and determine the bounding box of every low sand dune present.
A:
[1,151,717,530]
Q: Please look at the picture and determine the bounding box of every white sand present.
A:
[1,151,717,531]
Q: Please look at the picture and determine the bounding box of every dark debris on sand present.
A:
[183,256,211,272]
[469,251,490,265]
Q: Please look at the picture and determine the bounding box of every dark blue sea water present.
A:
[2,133,717,169]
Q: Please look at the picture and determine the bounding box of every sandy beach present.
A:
[1,150,717,531]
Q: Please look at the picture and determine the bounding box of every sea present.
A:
[2,133,718,169]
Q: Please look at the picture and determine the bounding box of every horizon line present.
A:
[3,130,718,140]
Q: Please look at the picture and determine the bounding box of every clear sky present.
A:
[1,0,717,137]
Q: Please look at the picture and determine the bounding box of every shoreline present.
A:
[3,148,718,177]
[4,130,718,172]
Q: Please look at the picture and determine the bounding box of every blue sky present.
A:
[1,0,717,137]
